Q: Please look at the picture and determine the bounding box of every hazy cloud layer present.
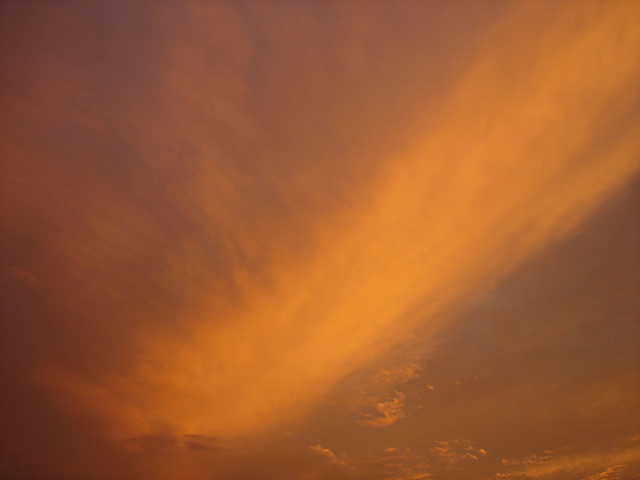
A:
[1,1,639,479]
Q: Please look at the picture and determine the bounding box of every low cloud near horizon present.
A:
[1,1,639,479]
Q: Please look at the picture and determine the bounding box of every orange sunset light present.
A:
[1,1,639,479]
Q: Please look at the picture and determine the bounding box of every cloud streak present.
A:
[1,1,639,479]
[73,0,640,442]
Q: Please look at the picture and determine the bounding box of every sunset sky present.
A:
[1,1,639,479]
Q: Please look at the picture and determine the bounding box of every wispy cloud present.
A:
[3,266,38,287]
[358,391,407,428]
[1,1,638,479]
[497,435,640,479]
[429,439,487,466]
[309,444,346,465]
[584,465,627,480]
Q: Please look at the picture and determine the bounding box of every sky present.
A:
[1,1,639,479]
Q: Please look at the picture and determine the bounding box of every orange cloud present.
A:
[2,1,639,479]
[31,0,640,447]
